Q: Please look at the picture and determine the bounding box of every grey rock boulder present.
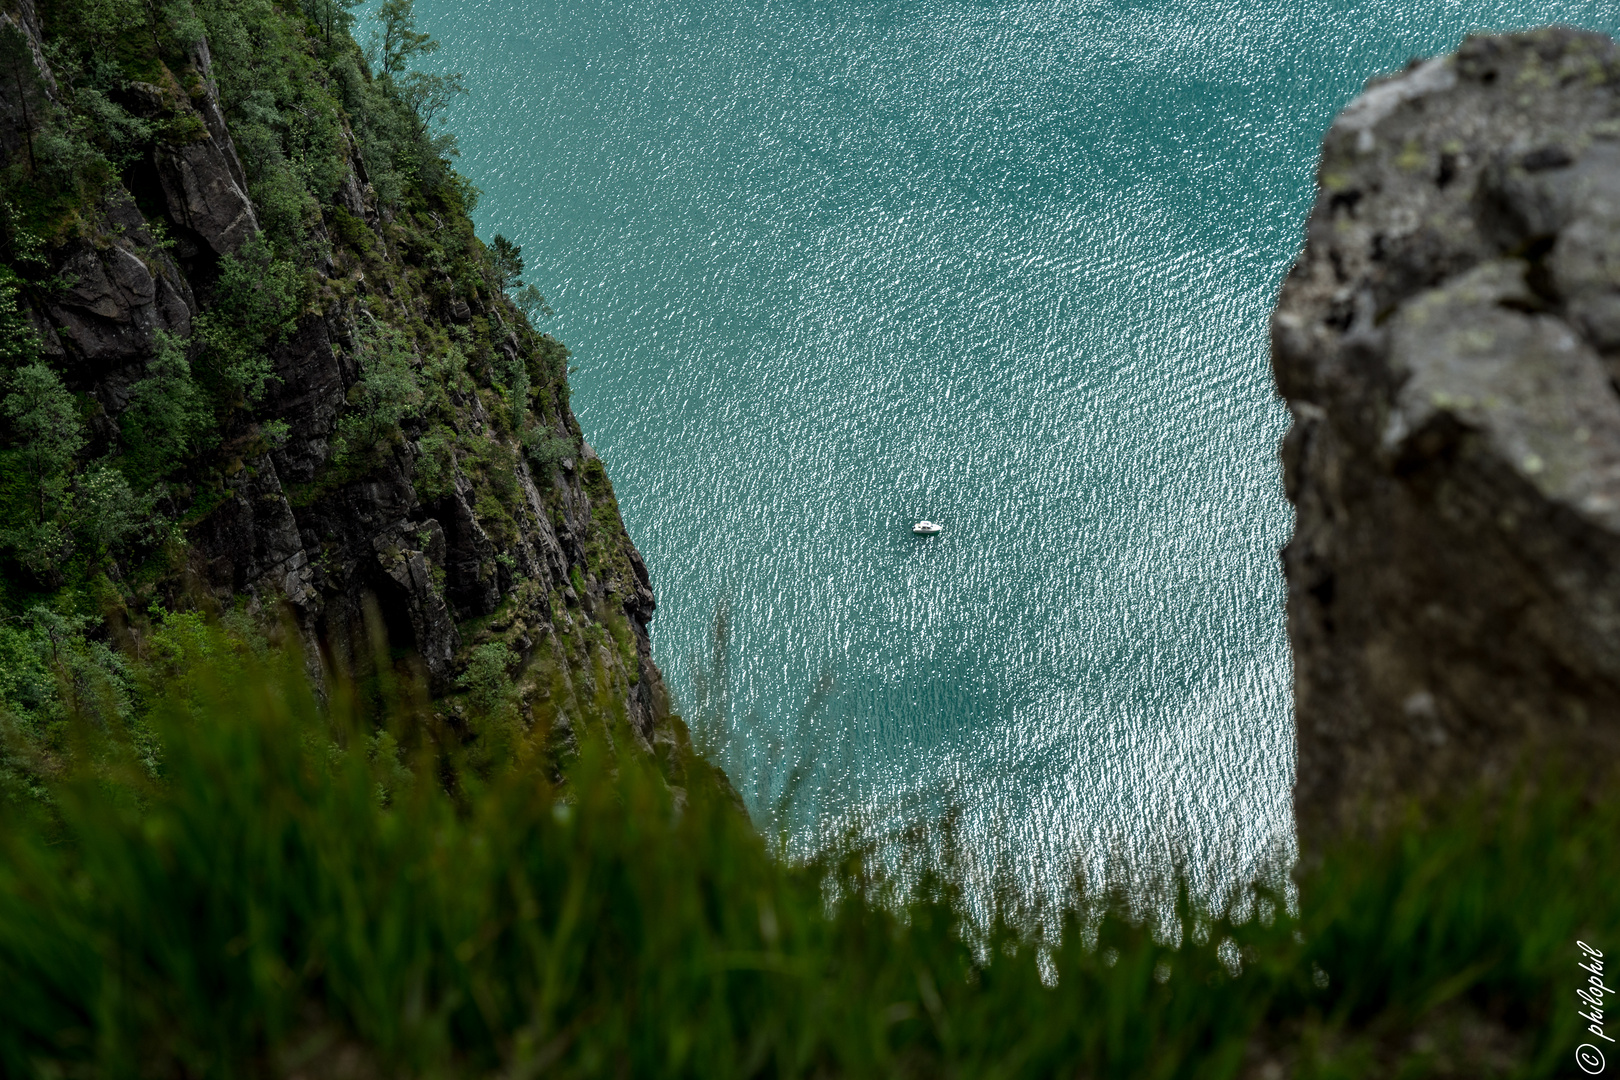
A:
[373,518,461,683]
[1275,28,1620,849]
[151,42,258,258]
[48,223,193,368]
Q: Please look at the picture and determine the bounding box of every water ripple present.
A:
[411,0,1619,907]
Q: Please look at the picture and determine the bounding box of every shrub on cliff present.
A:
[192,236,304,412]
[0,0,567,708]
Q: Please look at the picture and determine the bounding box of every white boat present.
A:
[912,520,942,535]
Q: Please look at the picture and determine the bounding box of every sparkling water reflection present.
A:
[410,0,1620,906]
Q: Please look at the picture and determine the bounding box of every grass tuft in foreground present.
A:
[0,642,1614,1078]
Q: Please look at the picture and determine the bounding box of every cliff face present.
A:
[0,1,669,753]
[1275,28,1620,846]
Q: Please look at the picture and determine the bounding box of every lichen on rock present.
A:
[1275,27,1620,849]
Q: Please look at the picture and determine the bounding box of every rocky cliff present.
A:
[1275,27,1620,847]
[0,0,671,761]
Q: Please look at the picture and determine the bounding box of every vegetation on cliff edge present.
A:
[0,633,1613,1079]
[0,0,614,767]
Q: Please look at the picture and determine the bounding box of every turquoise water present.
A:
[409,0,1618,902]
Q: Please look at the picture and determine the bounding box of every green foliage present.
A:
[513,281,554,320]
[421,334,474,415]
[0,604,138,803]
[461,435,521,548]
[194,0,348,252]
[0,646,1611,1078]
[0,0,531,607]
[40,0,201,57]
[72,459,149,558]
[259,418,290,449]
[0,606,132,726]
[15,0,470,257]
[411,422,458,504]
[141,606,260,703]
[28,121,109,195]
[0,201,45,271]
[41,0,147,61]
[460,641,515,716]
[523,426,574,472]
[339,0,468,198]
[327,205,373,253]
[0,614,70,757]
[397,68,468,133]
[530,330,571,394]
[458,641,520,768]
[0,279,157,577]
[117,331,211,490]
[192,235,302,411]
[369,0,436,76]
[0,12,123,234]
[490,234,523,289]
[73,86,153,169]
[493,348,530,435]
[300,0,362,45]
[331,312,421,466]
[0,361,84,573]
[488,235,553,321]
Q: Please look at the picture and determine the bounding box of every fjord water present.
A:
[414,0,1618,902]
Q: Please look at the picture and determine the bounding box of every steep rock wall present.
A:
[1275,28,1620,847]
[0,2,670,751]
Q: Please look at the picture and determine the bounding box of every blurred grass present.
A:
[0,636,1614,1078]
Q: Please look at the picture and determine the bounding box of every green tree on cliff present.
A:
[117,332,211,491]
[490,234,523,288]
[302,0,361,44]
[490,234,553,320]
[370,0,436,75]
[0,365,83,574]
[367,0,468,164]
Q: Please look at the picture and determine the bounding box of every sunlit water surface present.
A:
[406,0,1619,907]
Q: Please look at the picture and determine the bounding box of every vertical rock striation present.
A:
[0,3,670,750]
[1275,28,1620,848]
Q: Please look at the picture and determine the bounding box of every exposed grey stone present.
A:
[435,482,502,617]
[265,313,346,483]
[189,455,310,605]
[187,38,251,198]
[373,519,460,683]
[48,235,191,366]
[154,130,259,258]
[1275,28,1620,850]
[151,44,258,258]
